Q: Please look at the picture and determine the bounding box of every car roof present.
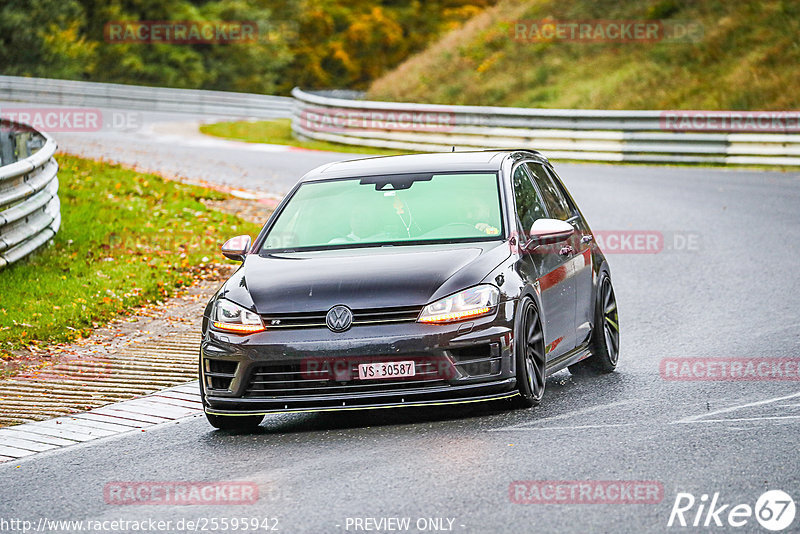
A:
[298,149,549,182]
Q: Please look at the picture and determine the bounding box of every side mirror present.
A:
[221,235,252,262]
[527,219,574,246]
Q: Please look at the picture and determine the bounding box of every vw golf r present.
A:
[199,150,619,429]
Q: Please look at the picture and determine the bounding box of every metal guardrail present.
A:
[292,88,800,166]
[0,75,293,118]
[4,77,796,165]
[0,121,59,270]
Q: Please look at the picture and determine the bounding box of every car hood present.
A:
[220,241,510,314]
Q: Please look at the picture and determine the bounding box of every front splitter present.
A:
[205,388,519,416]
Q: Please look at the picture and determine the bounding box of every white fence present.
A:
[292,88,800,166]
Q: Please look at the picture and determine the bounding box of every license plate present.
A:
[358,361,416,380]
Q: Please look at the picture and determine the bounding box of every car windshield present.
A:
[260,172,503,251]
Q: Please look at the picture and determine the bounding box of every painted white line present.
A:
[673,391,800,424]
[492,423,636,431]
[490,399,637,431]
[675,415,800,424]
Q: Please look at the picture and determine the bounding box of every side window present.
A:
[524,162,571,221]
[545,166,580,217]
[512,165,547,233]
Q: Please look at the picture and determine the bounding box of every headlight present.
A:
[212,299,265,334]
[418,285,499,324]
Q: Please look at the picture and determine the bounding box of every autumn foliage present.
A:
[0,0,496,93]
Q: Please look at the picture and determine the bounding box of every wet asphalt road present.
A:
[50,108,358,195]
[2,108,800,533]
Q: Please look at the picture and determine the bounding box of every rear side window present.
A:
[524,162,571,221]
[512,165,547,232]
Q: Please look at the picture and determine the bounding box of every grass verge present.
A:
[0,154,261,372]
[199,118,408,156]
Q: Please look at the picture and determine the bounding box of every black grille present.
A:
[261,306,422,329]
[205,359,238,391]
[244,357,451,398]
[449,343,502,377]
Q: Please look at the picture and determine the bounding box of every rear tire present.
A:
[205,412,264,431]
[569,272,619,375]
[512,297,546,408]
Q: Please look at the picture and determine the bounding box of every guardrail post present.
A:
[16,131,31,159]
[0,130,14,166]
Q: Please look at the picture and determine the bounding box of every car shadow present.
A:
[203,370,633,439]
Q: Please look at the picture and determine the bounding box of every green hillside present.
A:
[367,0,800,110]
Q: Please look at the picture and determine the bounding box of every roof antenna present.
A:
[451,146,455,152]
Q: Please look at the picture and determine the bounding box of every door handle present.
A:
[581,235,593,244]
[559,245,574,256]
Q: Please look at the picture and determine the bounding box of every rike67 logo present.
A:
[668,490,795,531]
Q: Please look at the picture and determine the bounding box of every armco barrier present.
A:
[0,121,60,270]
[3,77,795,165]
[0,75,293,119]
[291,88,800,166]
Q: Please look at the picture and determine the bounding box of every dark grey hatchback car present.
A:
[200,150,619,430]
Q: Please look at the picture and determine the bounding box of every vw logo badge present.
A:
[326,305,353,332]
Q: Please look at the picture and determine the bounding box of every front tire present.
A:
[205,412,264,431]
[569,272,619,375]
[199,361,264,431]
[513,297,546,408]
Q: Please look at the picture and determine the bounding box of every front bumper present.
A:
[201,301,519,415]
